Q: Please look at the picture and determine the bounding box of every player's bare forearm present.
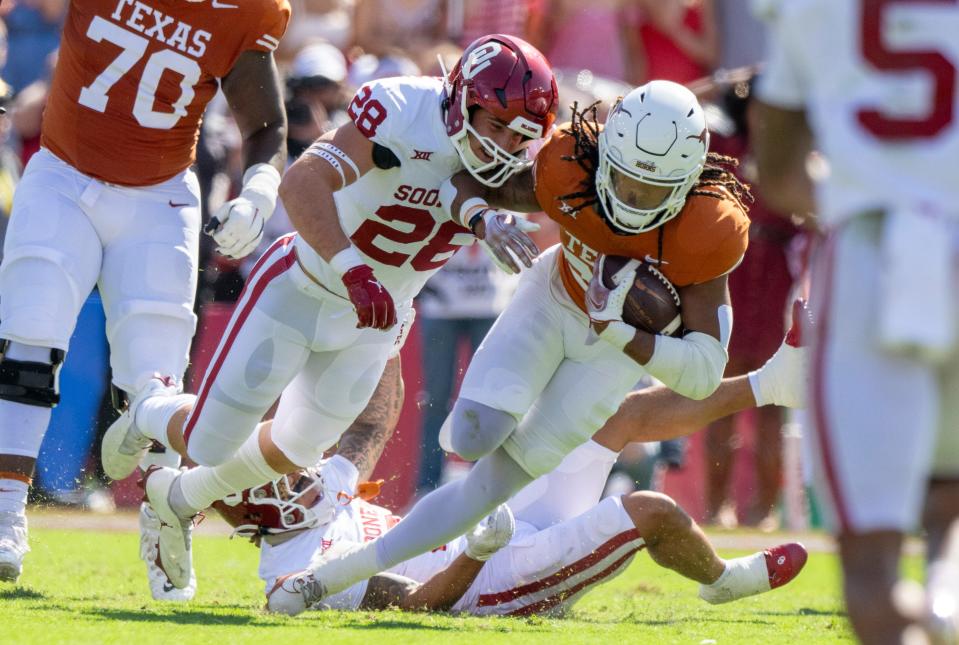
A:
[279,122,375,261]
[398,553,486,612]
[222,51,287,173]
[335,356,404,481]
[593,375,756,452]
[449,167,540,226]
[752,101,817,225]
[359,573,422,610]
[358,553,485,612]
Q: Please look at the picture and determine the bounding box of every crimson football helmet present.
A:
[442,34,558,187]
[218,468,334,539]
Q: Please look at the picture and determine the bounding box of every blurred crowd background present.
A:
[0,0,812,531]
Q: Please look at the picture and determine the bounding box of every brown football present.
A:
[601,255,682,336]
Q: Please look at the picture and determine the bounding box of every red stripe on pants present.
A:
[811,231,852,530]
[183,236,296,447]
[507,547,642,616]
[477,528,643,607]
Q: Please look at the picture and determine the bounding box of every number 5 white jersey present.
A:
[757,0,959,227]
[294,76,476,305]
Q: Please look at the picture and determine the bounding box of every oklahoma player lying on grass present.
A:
[255,314,808,615]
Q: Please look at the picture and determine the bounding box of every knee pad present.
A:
[449,399,517,462]
[0,251,84,349]
[0,340,65,408]
[107,300,197,392]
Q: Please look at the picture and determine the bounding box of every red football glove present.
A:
[341,265,396,330]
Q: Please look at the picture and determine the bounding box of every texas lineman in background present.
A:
[0,0,290,596]
[753,1,959,643]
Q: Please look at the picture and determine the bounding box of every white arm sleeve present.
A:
[643,331,729,401]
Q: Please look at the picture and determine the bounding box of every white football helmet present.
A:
[597,80,710,234]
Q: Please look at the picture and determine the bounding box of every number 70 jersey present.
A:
[295,76,477,306]
[757,0,959,227]
[41,0,290,187]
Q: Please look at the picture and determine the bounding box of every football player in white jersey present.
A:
[255,314,809,617]
[100,35,559,592]
[752,1,959,643]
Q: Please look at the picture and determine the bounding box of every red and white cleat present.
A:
[700,542,808,604]
[765,542,809,590]
[265,570,326,616]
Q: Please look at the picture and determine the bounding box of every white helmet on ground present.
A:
[597,80,710,234]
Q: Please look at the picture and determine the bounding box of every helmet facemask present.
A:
[596,149,705,234]
[221,469,334,539]
[451,103,535,188]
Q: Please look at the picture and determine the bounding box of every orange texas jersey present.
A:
[41,0,290,187]
[533,124,750,314]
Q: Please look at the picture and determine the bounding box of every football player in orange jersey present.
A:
[0,0,290,597]
[267,80,756,615]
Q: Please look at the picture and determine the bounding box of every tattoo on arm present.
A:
[335,356,404,481]
[359,573,422,610]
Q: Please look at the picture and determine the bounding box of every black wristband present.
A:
[468,209,488,234]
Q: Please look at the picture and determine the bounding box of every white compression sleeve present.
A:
[643,331,728,400]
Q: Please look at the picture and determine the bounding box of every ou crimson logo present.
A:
[464,42,502,79]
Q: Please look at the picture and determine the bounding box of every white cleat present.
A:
[143,466,195,590]
[0,510,29,583]
[139,503,196,601]
[101,377,176,480]
[266,570,326,616]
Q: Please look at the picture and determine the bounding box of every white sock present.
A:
[0,479,28,515]
[176,430,283,513]
[699,552,770,604]
[135,393,196,448]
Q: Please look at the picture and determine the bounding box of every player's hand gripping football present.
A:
[342,265,397,330]
[465,504,515,562]
[473,209,541,274]
[585,255,639,348]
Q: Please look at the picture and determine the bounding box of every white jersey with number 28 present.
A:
[294,76,476,305]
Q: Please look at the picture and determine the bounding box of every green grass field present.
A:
[0,522,887,645]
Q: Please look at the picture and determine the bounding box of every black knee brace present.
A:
[0,340,65,408]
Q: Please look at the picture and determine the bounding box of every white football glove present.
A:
[207,163,281,259]
[465,504,515,562]
[319,454,360,506]
[476,210,541,275]
[748,298,812,409]
[585,255,640,349]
